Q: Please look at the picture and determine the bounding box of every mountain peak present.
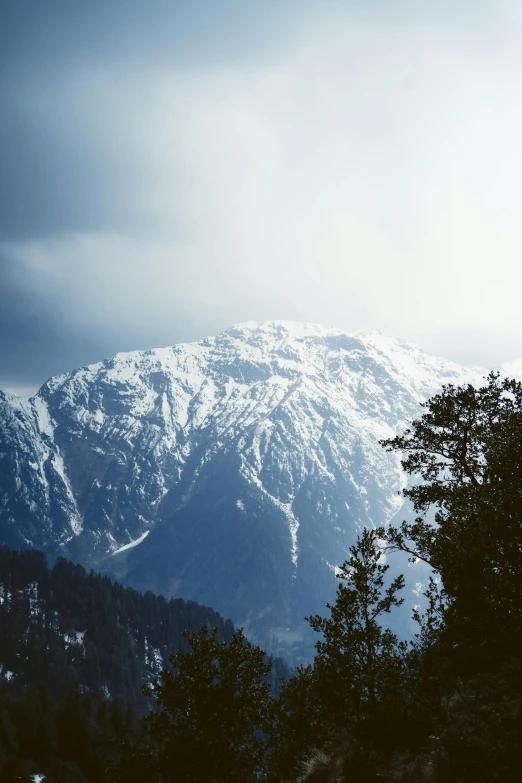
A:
[225,319,344,342]
[352,327,384,339]
[0,322,510,642]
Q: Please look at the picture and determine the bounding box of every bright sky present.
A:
[1,0,521,395]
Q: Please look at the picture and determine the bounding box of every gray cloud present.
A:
[0,259,119,394]
[2,1,522,395]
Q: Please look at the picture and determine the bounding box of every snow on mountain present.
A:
[501,357,522,379]
[0,390,81,551]
[0,321,511,639]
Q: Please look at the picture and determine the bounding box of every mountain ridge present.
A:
[1,321,517,642]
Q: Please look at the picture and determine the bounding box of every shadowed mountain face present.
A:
[0,321,492,636]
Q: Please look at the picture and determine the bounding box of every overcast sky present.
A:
[2,0,522,396]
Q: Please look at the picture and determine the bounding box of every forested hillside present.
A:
[0,548,290,781]
[0,549,236,781]
[0,547,236,710]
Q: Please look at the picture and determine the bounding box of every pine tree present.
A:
[138,626,275,783]
[379,372,522,656]
[307,528,406,728]
[375,373,522,781]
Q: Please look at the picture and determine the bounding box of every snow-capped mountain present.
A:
[0,321,509,638]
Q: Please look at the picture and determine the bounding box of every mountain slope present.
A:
[0,321,504,638]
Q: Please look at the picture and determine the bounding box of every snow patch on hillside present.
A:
[33,396,54,438]
[113,530,150,555]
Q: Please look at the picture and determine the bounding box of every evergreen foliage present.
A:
[0,547,236,780]
[271,530,411,782]
[122,626,276,783]
[0,680,134,782]
[307,528,407,723]
[379,371,522,659]
[0,548,290,782]
[0,547,235,710]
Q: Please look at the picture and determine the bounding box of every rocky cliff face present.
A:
[0,322,496,637]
